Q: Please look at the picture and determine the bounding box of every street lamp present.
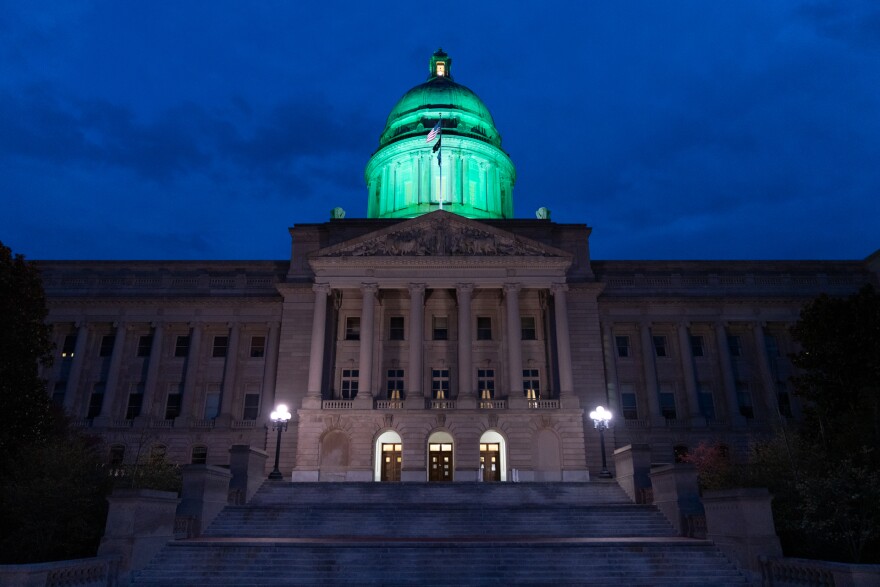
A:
[268,404,292,480]
[589,406,613,479]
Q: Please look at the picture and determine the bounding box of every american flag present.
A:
[426,121,441,142]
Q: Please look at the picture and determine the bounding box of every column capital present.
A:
[361,283,379,295]
[503,282,522,294]
[408,283,426,295]
[455,283,475,294]
[678,321,691,330]
[150,320,164,329]
[226,321,240,330]
[187,321,204,330]
[550,283,568,295]
[313,283,332,295]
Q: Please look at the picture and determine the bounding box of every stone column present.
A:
[357,283,378,406]
[640,321,664,425]
[220,322,240,416]
[752,322,778,420]
[262,321,281,410]
[63,322,90,415]
[550,284,574,405]
[102,322,128,419]
[677,322,705,425]
[456,284,474,407]
[141,322,164,418]
[305,284,332,407]
[504,283,524,405]
[600,322,620,416]
[408,284,426,399]
[179,322,203,419]
[716,322,744,427]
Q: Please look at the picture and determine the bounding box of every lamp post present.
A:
[589,406,613,479]
[268,404,292,480]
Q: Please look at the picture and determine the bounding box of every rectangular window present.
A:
[727,335,742,357]
[765,334,780,357]
[777,382,793,418]
[52,382,67,406]
[522,369,540,397]
[698,387,716,420]
[615,336,630,358]
[345,317,361,341]
[521,317,537,341]
[736,382,754,419]
[690,335,705,357]
[659,387,677,420]
[87,383,105,419]
[386,369,405,398]
[191,446,208,465]
[653,335,668,358]
[621,388,638,420]
[432,316,448,340]
[99,335,115,357]
[137,335,153,357]
[61,334,77,358]
[126,389,144,420]
[243,393,261,420]
[174,335,190,358]
[109,445,125,467]
[212,336,228,358]
[165,393,182,420]
[250,335,266,358]
[341,369,359,399]
[389,316,405,341]
[431,368,450,399]
[477,369,495,399]
[477,317,492,341]
[204,392,221,420]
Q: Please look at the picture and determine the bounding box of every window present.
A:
[165,392,182,420]
[386,369,404,398]
[137,335,153,357]
[522,369,540,397]
[99,335,115,357]
[436,61,446,77]
[341,369,359,399]
[615,336,630,358]
[212,336,228,358]
[477,317,492,341]
[61,334,77,358]
[432,316,448,340]
[52,382,66,405]
[765,335,780,357]
[431,368,450,399]
[736,382,754,419]
[621,389,638,420]
[345,317,361,341]
[690,335,705,358]
[652,335,668,358]
[521,317,536,341]
[477,369,495,399]
[174,335,190,357]
[777,382,793,418]
[250,335,266,358]
[698,387,716,420]
[125,388,144,420]
[109,445,125,467]
[204,391,221,420]
[191,446,208,465]
[727,335,742,357]
[389,316,405,340]
[87,383,105,419]
[243,393,261,420]
[659,387,677,420]
[149,445,167,463]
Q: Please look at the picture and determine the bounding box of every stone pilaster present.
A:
[504,283,524,407]
[551,284,575,406]
[716,322,745,427]
[356,283,378,407]
[102,322,128,419]
[640,321,664,425]
[456,283,475,408]
[179,322,203,419]
[677,322,705,426]
[220,322,240,417]
[408,284,426,399]
[305,284,331,408]
[141,322,164,418]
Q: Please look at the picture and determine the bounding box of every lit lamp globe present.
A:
[589,406,613,479]
[268,404,292,480]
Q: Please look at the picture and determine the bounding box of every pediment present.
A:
[312,211,571,260]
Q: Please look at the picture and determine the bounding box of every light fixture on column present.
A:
[268,404,292,480]
[589,406,613,479]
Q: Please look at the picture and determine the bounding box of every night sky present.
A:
[2,2,878,262]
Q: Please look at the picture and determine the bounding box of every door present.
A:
[428,442,453,482]
[480,442,500,482]
[381,443,402,481]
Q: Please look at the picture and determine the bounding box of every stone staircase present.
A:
[132,481,748,586]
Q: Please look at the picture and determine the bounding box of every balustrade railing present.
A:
[322,400,354,409]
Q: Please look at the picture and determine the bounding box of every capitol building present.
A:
[39,50,879,482]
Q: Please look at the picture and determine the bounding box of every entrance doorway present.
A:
[429,443,453,481]
[381,443,402,482]
[480,442,500,482]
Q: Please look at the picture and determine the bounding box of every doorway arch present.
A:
[427,430,454,482]
[479,430,507,482]
[374,430,403,482]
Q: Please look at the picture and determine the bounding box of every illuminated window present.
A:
[431,369,449,399]
[387,369,404,398]
[477,369,495,399]
[436,61,446,76]
[522,369,540,397]
[61,334,77,358]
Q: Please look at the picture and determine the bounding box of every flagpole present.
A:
[438,113,443,211]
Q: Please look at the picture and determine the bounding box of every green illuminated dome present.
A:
[366,49,515,219]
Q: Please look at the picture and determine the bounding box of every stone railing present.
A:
[0,555,119,587]
[231,419,256,428]
[375,399,404,409]
[479,400,507,409]
[322,400,354,409]
[760,556,880,586]
[527,399,559,409]
[428,399,457,410]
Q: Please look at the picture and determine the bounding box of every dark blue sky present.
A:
[2,1,878,261]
